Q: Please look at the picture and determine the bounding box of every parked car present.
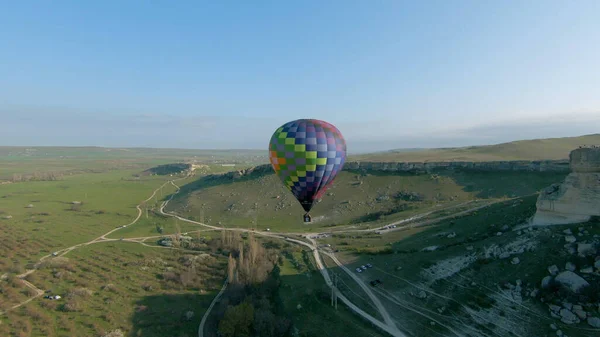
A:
[361,265,367,270]
[355,267,363,273]
[366,263,373,268]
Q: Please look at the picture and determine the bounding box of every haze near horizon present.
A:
[1,1,599,152]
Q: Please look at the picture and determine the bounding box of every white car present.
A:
[361,265,367,270]
[355,267,362,273]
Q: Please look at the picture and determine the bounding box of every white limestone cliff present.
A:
[532,147,600,226]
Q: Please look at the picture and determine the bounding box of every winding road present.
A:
[158,177,405,337]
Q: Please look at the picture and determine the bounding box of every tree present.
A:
[227,253,237,283]
[254,309,276,337]
[218,301,254,337]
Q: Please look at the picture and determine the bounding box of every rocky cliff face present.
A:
[532,148,600,225]
[226,159,569,179]
[343,159,569,172]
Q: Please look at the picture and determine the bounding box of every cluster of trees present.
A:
[216,231,292,337]
[11,172,64,182]
[226,232,275,285]
[142,163,191,176]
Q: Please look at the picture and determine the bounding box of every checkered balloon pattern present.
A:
[269,119,347,213]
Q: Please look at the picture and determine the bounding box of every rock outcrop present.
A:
[532,147,600,225]
[343,160,569,173]
[226,160,569,179]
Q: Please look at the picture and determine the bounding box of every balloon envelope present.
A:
[268,119,347,213]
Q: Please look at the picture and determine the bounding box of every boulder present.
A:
[541,276,553,289]
[574,309,587,320]
[102,330,124,337]
[560,308,580,324]
[549,304,561,313]
[588,317,600,328]
[580,267,594,274]
[511,257,520,265]
[577,243,596,256]
[548,265,560,275]
[565,235,577,243]
[554,271,590,293]
[565,262,576,271]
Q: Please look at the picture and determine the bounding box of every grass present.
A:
[277,247,386,337]
[331,195,600,337]
[0,170,172,268]
[1,243,226,337]
[351,133,600,162]
[0,146,266,179]
[165,168,567,232]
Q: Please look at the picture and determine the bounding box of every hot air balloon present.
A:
[268,119,347,222]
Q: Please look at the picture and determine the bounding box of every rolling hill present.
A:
[350,133,600,162]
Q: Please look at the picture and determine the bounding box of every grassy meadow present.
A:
[165,168,567,233]
[0,146,266,180]
[0,170,172,268]
[0,149,246,337]
[1,243,226,337]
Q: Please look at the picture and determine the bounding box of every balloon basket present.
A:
[303,213,312,223]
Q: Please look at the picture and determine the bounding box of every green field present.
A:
[267,244,385,337]
[352,133,600,162]
[0,170,175,268]
[1,243,226,337]
[0,146,266,179]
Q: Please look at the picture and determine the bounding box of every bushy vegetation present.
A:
[210,232,291,337]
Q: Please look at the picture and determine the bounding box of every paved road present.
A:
[198,279,228,337]
[286,238,405,337]
[321,250,397,330]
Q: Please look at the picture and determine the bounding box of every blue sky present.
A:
[1,0,599,152]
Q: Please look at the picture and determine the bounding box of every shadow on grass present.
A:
[130,292,215,337]
[131,268,387,337]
